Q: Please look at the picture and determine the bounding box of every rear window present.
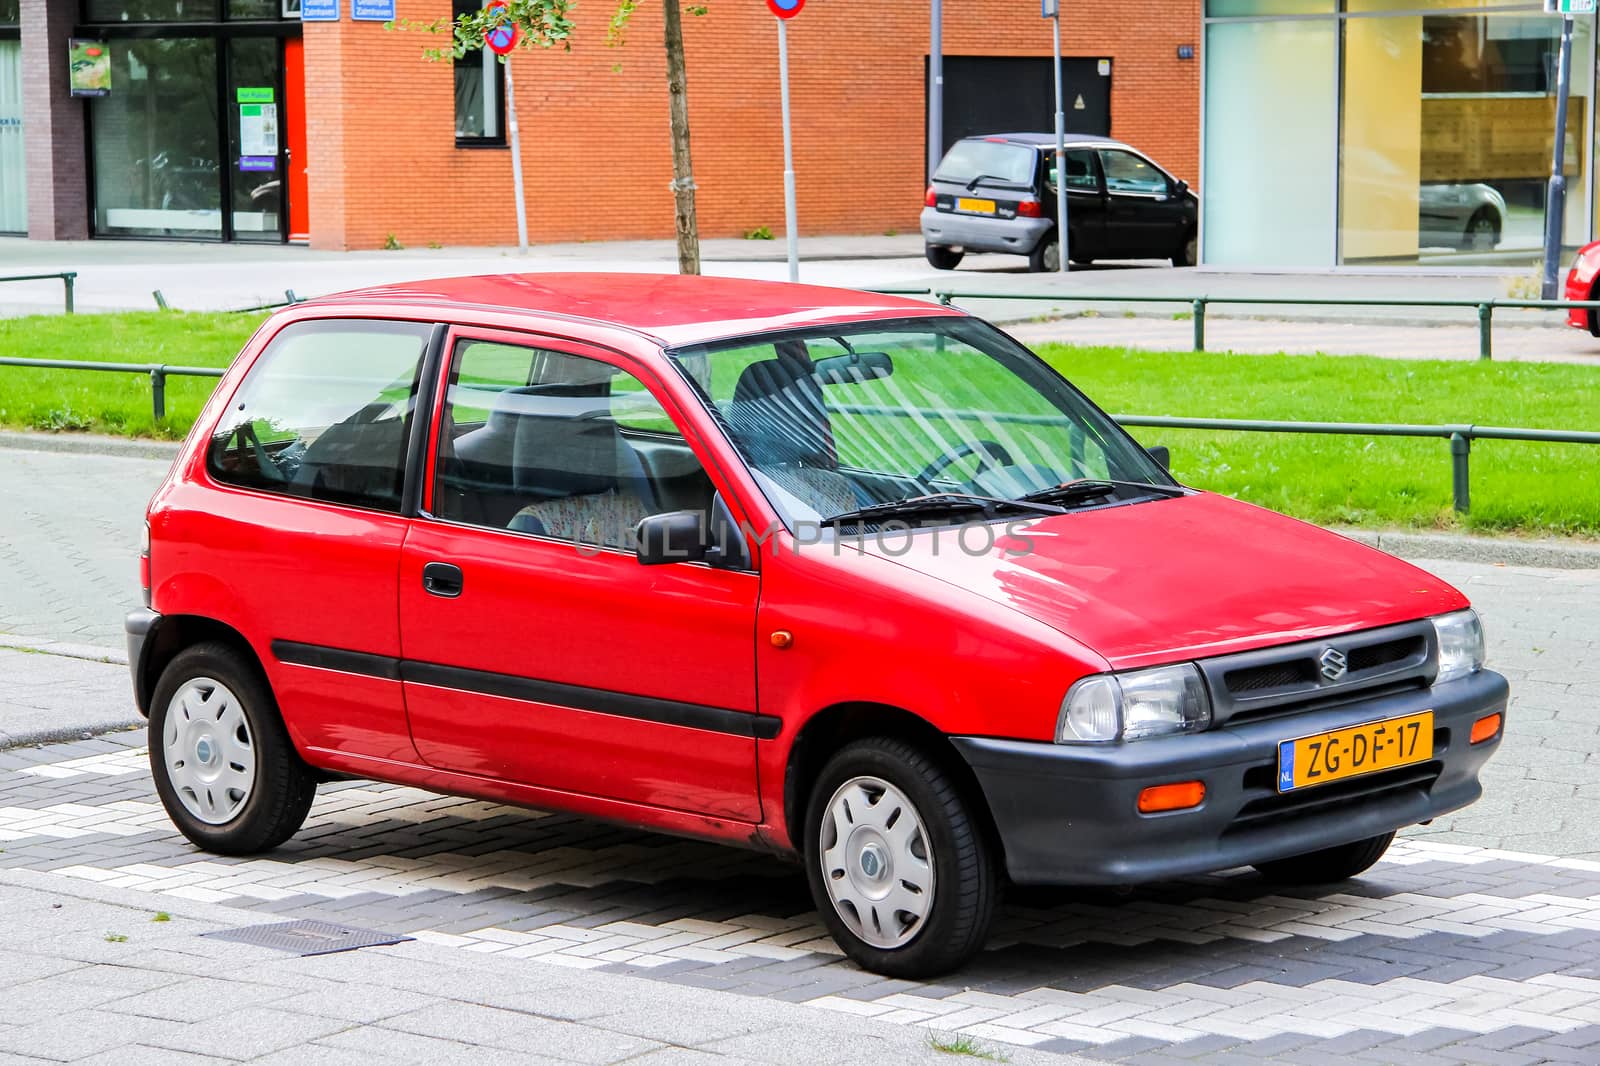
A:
[206,319,432,513]
[934,140,1035,186]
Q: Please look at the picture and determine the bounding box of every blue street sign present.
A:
[352,0,395,20]
[301,0,338,20]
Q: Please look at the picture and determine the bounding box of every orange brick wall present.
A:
[304,2,1200,250]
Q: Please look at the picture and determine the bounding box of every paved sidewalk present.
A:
[0,867,1073,1066]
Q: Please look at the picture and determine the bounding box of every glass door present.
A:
[91,38,222,238]
[227,36,285,243]
[0,38,24,234]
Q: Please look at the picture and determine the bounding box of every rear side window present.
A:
[934,140,1036,186]
[207,319,432,513]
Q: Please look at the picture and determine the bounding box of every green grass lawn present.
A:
[0,311,267,438]
[0,311,1595,536]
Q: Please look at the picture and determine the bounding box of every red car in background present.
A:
[1564,239,1600,333]
[128,274,1507,977]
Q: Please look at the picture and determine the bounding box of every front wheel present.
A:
[1173,232,1198,268]
[149,642,317,855]
[803,737,998,978]
[925,244,964,270]
[1253,831,1395,885]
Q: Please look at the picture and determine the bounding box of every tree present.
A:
[393,0,702,275]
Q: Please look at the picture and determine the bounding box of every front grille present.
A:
[1348,636,1425,673]
[1226,760,1443,835]
[1199,620,1438,727]
[1225,660,1316,693]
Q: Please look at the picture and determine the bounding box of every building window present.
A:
[454,0,505,146]
[0,0,18,26]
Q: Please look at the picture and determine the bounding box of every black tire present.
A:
[1172,232,1198,268]
[925,245,964,270]
[1027,232,1060,273]
[802,737,998,978]
[1253,831,1395,885]
[148,642,317,855]
[1462,209,1500,252]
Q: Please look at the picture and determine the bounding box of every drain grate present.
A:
[202,919,414,956]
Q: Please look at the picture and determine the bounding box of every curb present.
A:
[0,430,182,461]
[1336,528,1600,571]
[0,720,142,751]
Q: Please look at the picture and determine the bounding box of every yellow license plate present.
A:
[1277,711,1433,792]
[956,197,997,214]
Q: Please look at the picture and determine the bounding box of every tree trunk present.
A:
[662,0,700,275]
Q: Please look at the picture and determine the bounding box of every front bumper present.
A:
[920,207,1051,255]
[1564,266,1595,332]
[953,669,1508,885]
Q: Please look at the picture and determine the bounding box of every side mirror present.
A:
[1170,179,1189,200]
[636,511,708,566]
[1147,445,1171,470]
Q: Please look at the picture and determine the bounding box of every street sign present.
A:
[767,0,804,20]
[350,0,393,20]
[300,0,337,20]
[485,2,519,54]
[1546,1,1596,13]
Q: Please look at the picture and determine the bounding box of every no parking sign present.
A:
[484,1,520,55]
[766,0,803,18]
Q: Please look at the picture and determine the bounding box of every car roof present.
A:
[304,272,957,348]
[963,132,1126,150]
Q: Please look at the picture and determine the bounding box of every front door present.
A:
[1099,148,1187,259]
[398,329,763,822]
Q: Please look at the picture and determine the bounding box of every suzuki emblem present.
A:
[1319,647,1348,681]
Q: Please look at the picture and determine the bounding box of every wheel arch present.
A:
[136,615,265,719]
[781,701,1005,872]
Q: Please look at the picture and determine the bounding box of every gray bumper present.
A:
[953,669,1508,886]
[920,207,1051,255]
[125,607,160,717]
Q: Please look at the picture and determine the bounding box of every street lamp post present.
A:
[1044,1,1069,273]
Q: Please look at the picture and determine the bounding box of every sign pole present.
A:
[928,0,943,182]
[1049,3,1069,273]
[1540,11,1576,298]
[777,15,799,282]
[502,54,529,255]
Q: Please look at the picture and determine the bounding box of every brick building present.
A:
[1,0,1202,251]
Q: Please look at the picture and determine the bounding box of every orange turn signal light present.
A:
[1138,780,1206,814]
[1470,713,1502,745]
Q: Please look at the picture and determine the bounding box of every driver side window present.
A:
[1099,149,1169,198]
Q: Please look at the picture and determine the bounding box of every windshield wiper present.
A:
[962,173,1016,191]
[1017,479,1187,507]
[821,493,1064,529]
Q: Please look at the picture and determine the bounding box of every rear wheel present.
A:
[925,245,964,270]
[1027,233,1061,273]
[149,642,317,855]
[1253,831,1395,885]
[803,737,998,978]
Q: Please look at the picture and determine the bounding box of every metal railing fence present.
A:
[0,272,77,314]
[872,286,1600,361]
[0,358,225,419]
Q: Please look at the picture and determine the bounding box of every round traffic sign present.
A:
[484,2,519,55]
[766,0,804,19]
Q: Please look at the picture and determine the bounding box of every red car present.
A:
[127,274,1506,977]
[1566,239,1600,333]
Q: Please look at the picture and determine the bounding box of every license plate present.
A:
[1277,711,1433,792]
[956,197,996,215]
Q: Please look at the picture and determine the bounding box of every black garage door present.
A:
[926,55,1112,171]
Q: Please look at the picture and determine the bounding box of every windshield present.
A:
[933,140,1036,186]
[668,317,1173,529]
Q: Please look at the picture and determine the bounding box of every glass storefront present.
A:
[0,4,20,235]
[1203,2,1595,268]
[81,2,297,241]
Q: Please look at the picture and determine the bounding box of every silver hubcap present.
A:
[163,677,255,825]
[1041,241,1061,272]
[818,776,935,950]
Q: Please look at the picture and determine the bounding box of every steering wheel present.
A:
[918,439,1015,486]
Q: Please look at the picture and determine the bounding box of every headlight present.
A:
[1058,664,1212,743]
[1433,609,1485,684]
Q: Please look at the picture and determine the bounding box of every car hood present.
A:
[856,492,1467,670]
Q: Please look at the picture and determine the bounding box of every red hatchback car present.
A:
[128,274,1507,977]
[1565,239,1600,333]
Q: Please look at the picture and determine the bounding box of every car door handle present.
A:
[422,562,464,598]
